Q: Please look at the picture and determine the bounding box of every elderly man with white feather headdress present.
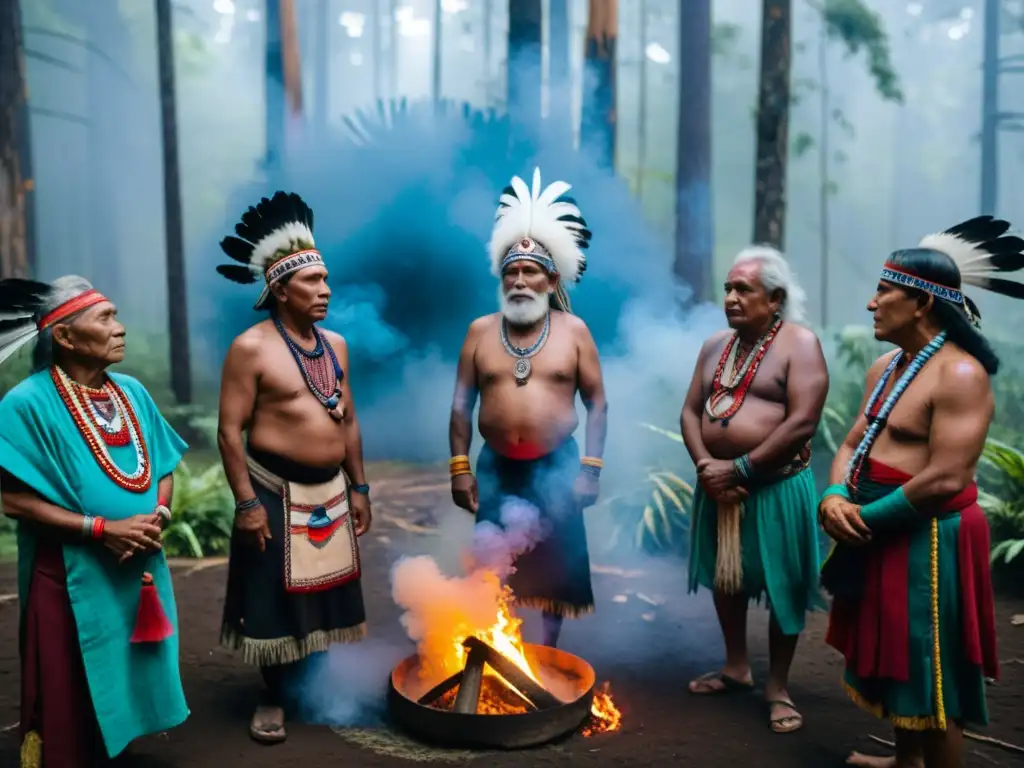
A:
[0,276,189,767]
[214,191,371,745]
[448,168,607,649]
[821,216,1019,768]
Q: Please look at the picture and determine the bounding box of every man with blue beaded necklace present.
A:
[819,216,1021,768]
[448,168,607,649]
[214,191,372,745]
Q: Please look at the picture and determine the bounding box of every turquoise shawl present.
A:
[0,369,190,757]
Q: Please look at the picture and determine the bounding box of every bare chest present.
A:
[871,375,932,442]
[258,346,342,406]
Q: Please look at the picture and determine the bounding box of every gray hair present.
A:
[32,275,96,372]
[732,246,808,325]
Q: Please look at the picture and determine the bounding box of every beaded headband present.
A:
[37,289,109,330]
[500,237,557,275]
[265,249,324,285]
[879,264,964,305]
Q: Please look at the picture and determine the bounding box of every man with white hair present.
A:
[680,246,828,734]
[448,168,608,648]
[0,275,189,766]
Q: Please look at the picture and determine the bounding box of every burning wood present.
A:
[462,636,563,710]
[451,641,487,714]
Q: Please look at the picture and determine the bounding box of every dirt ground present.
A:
[1,470,1023,767]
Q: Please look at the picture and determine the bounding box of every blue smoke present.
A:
[192,99,697,461]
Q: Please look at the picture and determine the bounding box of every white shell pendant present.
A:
[514,357,531,385]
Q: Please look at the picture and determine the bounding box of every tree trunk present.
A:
[507,0,542,132]
[581,0,617,170]
[432,0,442,104]
[673,0,713,303]
[751,0,791,248]
[265,0,285,167]
[155,0,191,404]
[0,0,32,279]
[314,0,329,140]
[980,0,999,214]
[548,0,571,143]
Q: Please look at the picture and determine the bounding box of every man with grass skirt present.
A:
[0,275,189,767]
[215,191,372,745]
[821,217,1016,768]
[681,246,828,735]
[448,168,607,649]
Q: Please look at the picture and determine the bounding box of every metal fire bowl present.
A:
[388,643,596,750]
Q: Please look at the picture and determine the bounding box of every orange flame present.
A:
[422,571,621,733]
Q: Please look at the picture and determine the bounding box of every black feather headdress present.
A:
[917,215,1024,301]
[0,279,61,366]
[216,190,321,310]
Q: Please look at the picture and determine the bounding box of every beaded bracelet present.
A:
[92,517,106,539]
[155,504,172,524]
[733,454,754,479]
[83,515,105,539]
[235,497,261,514]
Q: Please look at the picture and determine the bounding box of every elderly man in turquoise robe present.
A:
[0,276,190,767]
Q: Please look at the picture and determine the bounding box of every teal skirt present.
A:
[688,468,825,636]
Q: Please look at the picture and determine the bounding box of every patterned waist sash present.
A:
[246,454,361,594]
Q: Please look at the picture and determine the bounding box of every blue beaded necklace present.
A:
[273,315,344,412]
[844,331,946,490]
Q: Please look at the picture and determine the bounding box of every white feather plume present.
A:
[249,222,316,272]
[917,232,990,278]
[0,324,38,367]
[488,167,587,283]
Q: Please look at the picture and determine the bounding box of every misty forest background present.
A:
[1,0,1023,587]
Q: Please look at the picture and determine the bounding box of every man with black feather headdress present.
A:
[819,216,1020,768]
[215,191,371,744]
[0,276,190,766]
[448,168,608,649]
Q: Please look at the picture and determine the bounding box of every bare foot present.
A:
[688,668,754,694]
[250,704,286,745]
[846,752,896,767]
[765,698,803,733]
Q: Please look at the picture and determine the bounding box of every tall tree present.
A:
[0,0,33,279]
[548,0,571,143]
[674,0,713,303]
[581,0,617,169]
[155,0,190,403]
[507,0,542,131]
[752,0,792,248]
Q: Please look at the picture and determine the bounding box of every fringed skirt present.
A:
[475,438,594,619]
[220,447,367,667]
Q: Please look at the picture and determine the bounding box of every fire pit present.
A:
[388,636,597,749]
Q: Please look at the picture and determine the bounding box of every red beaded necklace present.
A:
[705,318,783,427]
[51,366,152,493]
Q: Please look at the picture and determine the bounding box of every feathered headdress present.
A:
[488,168,593,313]
[216,191,322,310]
[0,278,108,367]
[881,215,1024,325]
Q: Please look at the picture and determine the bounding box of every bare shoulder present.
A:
[320,327,348,350]
[228,322,270,357]
[467,313,499,339]
[701,329,732,356]
[936,347,990,399]
[553,311,593,340]
[780,322,822,350]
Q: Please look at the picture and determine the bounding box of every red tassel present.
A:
[130,572,173,643]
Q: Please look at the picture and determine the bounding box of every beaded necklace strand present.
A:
[51,366,152,493]
[273,315,344,411]
[844,331,946,491]
[705,317,783,427]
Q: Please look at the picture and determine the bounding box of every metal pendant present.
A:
[514,357,531,385]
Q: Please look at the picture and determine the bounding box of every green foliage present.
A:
[164,459,234,558]
[976,440,1024,566]
[820,0,904,104]
[603,423,694,556]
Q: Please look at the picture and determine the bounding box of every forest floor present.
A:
[1,466,1023,767]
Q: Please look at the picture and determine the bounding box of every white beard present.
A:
[498,286,550,327]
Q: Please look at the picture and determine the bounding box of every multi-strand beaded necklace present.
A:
[844,331,947,492]
[704,317,783,427]
[273,316,344,414]
[51,365,152,493]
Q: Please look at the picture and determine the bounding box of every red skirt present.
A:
[20,538,106,766]
[825,459,999,683]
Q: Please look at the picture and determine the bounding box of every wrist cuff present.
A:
[821,483,851,503]
[859,486,918,527]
